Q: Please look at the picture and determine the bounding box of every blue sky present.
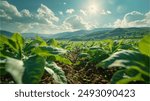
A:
[0,0,150,34]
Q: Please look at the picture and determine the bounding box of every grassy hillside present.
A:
[1,27,150,40]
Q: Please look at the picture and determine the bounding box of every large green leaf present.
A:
[97,50,149,69]
[22,56,45,84]
[45,62,67,84]
[90,53,109,64]
[23,40,42,54]
[139,35,150,56]
[47,39,58,47]
[11,33,24,51]
[11,33,25,59]
[0,47,17,58]
[78,53,90,58]
[0,34,24,59]
[97,50,150,84]
[111,68,146,84]
[0,57,24,83]
[35,36,47,46]
[23,38,48,56]
[47,55,72,65]
[32,46,67,56]
[0,35,18,52]
[111,70,125,84]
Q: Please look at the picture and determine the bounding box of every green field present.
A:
[0,33,150,84]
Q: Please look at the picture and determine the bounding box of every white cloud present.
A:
[0,1,60,34]
[21,9,31,17]
[0,1,59,24]
[124,11,144,22]
[107,10,112,14]
[80,9,87,16]
[145,11,150,19]
[66,9,75,14]
[62,15,96,30]
[59,11,63,15]
[0,1,111,34]
[0,0,21,17]
[23,23,58,34]
[64,2,66,5]
[17,23,33,33]
[80,8,111,16]
[100,10,112,15]
[113,11,150,27]
[0,1,81,34]
[145,11,150,25]
[37,4,59,22]
[0,9,12,20]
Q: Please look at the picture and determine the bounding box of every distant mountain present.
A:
[0,27,149,40]
[0,28,113,39]
[0,30,43,38]
[0,30,14,37]
[51,27,150,40]
[50,28,113,40]
[108,27,150,37]
[22,33,37,38]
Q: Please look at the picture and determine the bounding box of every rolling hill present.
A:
[0,27,149,40]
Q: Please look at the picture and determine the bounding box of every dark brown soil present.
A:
[40,62,117,84]
[0,63,117,84]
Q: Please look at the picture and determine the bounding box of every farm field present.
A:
[0,33,149,84]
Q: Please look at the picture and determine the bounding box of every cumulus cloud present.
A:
[0,1,96,34]
[0,0,21,17]
[100,10,112,15]
[0,9,12,20]
[0,1,60,34]
[0,1,59,24]
[113,11,150,27]
[66,9,75,14]
[20,23,58,34]
[37,4,59,22]
[80,8,111,16]
[62,15,96,30]
[21,9,31,17]
[0,1,98,34]
[80,9,87,16]
[0,0,21,21]
[106,10,112,14]
[124,11,144,22]
[145,11,150,24]
[59,11,63,15]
